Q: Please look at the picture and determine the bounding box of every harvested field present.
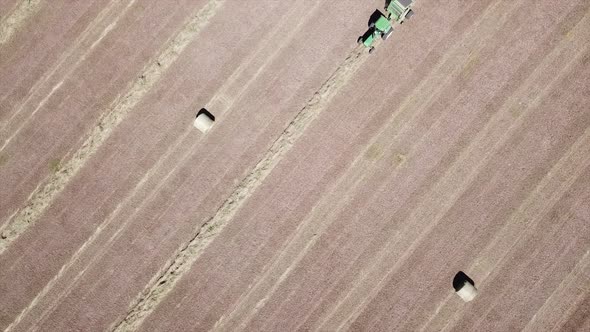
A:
[0,0,589,331]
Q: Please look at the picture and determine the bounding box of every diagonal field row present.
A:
[178,1,589,331]
[1,0,373,330]
[0,0,589,331]
[0,0,40,45]
[0,0,224,250]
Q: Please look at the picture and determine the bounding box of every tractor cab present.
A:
[357,11,393,53]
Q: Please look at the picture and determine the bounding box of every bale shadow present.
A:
[196,108,215,121]
[453,271,475,291]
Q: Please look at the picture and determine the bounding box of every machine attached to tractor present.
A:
[386,0,414,24]
[358,0,415,53]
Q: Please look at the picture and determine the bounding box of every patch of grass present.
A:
[509,102,526,119]
[364,143,383,161]
[0,153,8,167]
[392,153,407,167]
[49,159,61,173]
[461,52,479,78]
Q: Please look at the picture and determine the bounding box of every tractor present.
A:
[358,1,415,53]
[385,0,415,24]
[357,11,393,54]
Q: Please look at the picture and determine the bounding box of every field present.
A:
[0,0,589,331]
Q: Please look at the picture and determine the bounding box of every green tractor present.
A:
[358,1,415,53]
[357,11,393,54]
[385,0,415,24]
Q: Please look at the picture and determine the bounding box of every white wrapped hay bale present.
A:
[453,271,477,302]
[456,282,478,302]
[194,109,214,133]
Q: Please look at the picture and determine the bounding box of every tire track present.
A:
[548,256,590,331]
[418,15,590,331]
[523,250,590,331]
[0,0,40,45]
[441,129,590,331]
[319,23,589,332]
[556,290,590,332]
[214,0,522,328]
[0,0,226,254]
[4,1,319,330]
[429,149,589,332]
[469,206,587,331]
[0,0,131,143]
[110,44,369,332]
[427,204,583,332]
[468,186,590,331]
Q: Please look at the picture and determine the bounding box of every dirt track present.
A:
[0,0,589,331]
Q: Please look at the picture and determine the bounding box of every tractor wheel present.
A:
[357,36,363,44]
[406,9,414,20]
[369,22,375,28]
[382,29,393,40]
[368,46,375,54]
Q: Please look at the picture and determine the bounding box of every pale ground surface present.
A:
[0,0,589,331]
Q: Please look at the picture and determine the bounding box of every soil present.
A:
[0,0,588,331]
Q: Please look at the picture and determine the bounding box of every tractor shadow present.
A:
[368,9,386,27]
[453,271,475,291]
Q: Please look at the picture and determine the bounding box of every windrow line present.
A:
[0,0,41,45]
[111,45,369,332]
[0,0,227,253]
